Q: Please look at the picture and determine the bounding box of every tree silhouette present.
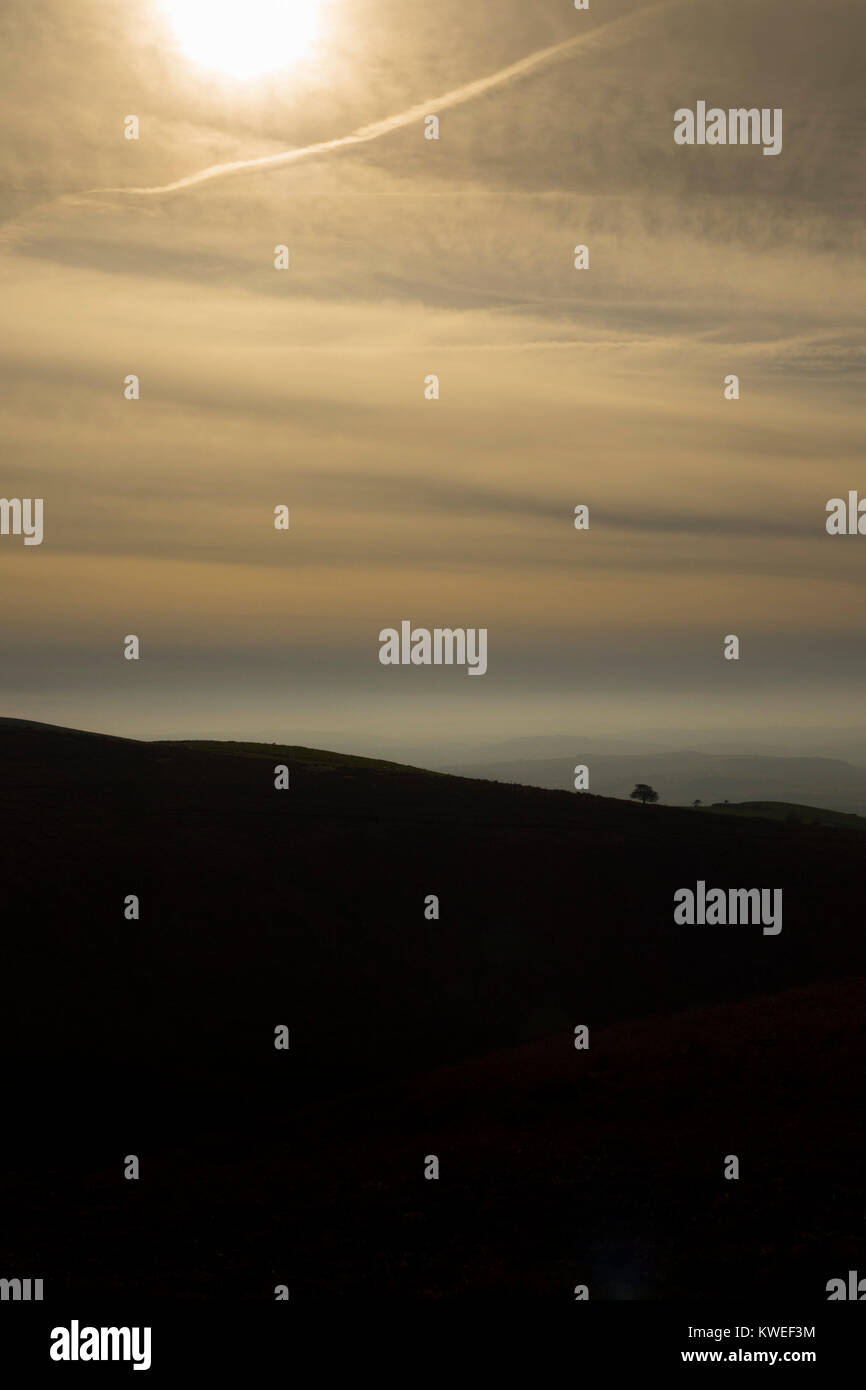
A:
[693,799,702,807]
[630,783,659,806]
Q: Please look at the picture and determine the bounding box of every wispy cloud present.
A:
[83,0,685,197]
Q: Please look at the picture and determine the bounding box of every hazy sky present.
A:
[1,0,863,748]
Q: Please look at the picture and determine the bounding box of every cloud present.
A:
[81,0,686,197]
[0,0,864,743]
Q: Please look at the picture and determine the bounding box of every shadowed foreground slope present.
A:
[3,978,863,1299]
[0,720,863,1298]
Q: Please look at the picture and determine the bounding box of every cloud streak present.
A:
[86,0,685,197]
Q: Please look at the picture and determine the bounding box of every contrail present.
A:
[85,0,685,198]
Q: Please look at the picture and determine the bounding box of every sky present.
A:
[0,0,863,754]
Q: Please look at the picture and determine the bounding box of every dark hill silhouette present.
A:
[4,974,864,1300]
[4,717,865,1100]
[1,719,864,1298]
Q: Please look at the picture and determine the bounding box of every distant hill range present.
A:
[702,800,866,830]
[439,749,866,815]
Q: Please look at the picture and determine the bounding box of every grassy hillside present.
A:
[4,974,864,1300]
[2,719,864,1298]
[4,717,865,1104]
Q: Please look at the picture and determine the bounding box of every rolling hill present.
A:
[1,718,864,1298]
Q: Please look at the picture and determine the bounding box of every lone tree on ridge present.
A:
[630,783,659,806]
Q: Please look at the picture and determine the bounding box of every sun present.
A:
[163,0,323,80]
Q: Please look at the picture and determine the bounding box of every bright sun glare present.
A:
[164,0,322,80]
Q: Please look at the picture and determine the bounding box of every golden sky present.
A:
[0,0,863,748]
